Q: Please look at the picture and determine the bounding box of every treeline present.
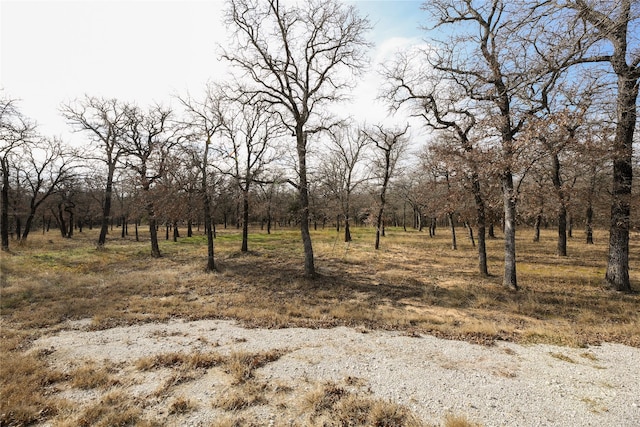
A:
[1,150,634,242]
[2,0,639,291]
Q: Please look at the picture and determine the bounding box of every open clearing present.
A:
[1,226,639,425]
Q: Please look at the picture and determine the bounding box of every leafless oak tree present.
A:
[222,0,370,276]
[383,50,490,275]
[363,124,409,250]
[17,137,76,242]
[420,0,577,290]
[177,86,224,271]
[62,96,129,248]
[560,0,640,292]
[1,96,35,251]
[217,98,284,252]
[122,104,176,258]
[320,125,370,243]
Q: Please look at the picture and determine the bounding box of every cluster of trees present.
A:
[1,0,639,291]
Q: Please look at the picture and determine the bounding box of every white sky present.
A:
[1,0,425,141]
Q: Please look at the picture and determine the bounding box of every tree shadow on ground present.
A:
[216,251,640,347]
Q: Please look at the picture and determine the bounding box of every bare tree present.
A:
[1,96,35,251]
[256,170,286,235]
[62,96,129,248]
[420,0,576,290]
[559,0,640,291]
[17,137,76,241]
[320,126,370,242]
[222,0,370,276]
[217,98,284,252]
[363,124,409,250]
[578,125,611,245]
[177,87,224,271]
[50,178,78,238]
[121,104,176,258]
[523,111,581,256]
[383,51,491,275]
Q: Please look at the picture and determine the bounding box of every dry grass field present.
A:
[1,224,638,426]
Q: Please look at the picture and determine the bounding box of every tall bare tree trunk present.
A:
[585,204,594,244]
[557,205,568,256]
[241,189,249,252]
[66,207,74,238]
[344,217,352,242]
[402,202,407,232]
[56,202,67,238]
[98,163,116,247]
[21,213,35,242]
[204,199,215,271]
[375,205,384,250]
[503,173,518,291]
[266,201,272,235]
[564,0,637,290]
[471,175,488,276]
[551,153,568,256]
[203,139,215,271]
[448,212,457,250]
[148,204,161,258]
[466,222,476,247]
[297,133,315,276]
[1,158,10,251]
[344,199,352,243]
[533,211,542,242]
[605,75,636,292]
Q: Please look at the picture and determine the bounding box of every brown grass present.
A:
[168,396,198,414]
[213,382,268,411]
[134,349,284,385]
[549,352,577,364]
[73,391,154,427]
[135,351,224,371]
[1,226,639,425]
[70,362,117,389]
[443,413,484,427]
[222,349,286,384]
[301,381,424,426]
[0,339,68,426]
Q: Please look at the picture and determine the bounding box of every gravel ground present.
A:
[32,319,640,426]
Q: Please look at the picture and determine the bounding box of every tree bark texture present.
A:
[503,174,518,290]
[98,163,116,247]
[297,133,315,276]
[551,153,568,256]
[148,205,161,258]
[471,175,488,276]
[203,193,215,271]
[586,204,594,244]
[466,223,475,247]
[241,190,249,252]
[605,75,636,292]
[344,215,352,242]
[557,205,568,257]
[1,159,10,251]
[448,212,457,250]
[375,205,384,250]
